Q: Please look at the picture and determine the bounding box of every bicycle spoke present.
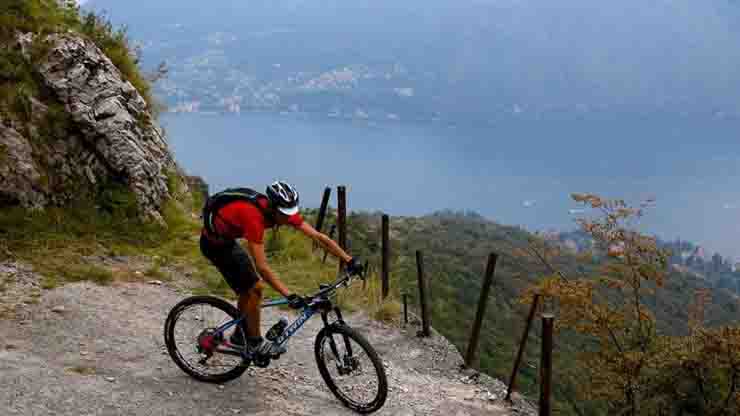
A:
[171,303,242,375]
[320,333,380,407]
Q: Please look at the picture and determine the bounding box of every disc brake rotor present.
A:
[337,355,361,375]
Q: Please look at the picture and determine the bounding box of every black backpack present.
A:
[202,187,273,237]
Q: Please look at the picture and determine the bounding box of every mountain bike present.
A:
[163,268,388,414]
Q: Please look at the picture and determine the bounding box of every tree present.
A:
[523,194,740,415]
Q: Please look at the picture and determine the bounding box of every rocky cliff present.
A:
[0,32,184,220]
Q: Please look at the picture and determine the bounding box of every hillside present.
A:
[333,208,740,415]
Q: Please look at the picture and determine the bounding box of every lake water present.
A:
[161,111,740,258]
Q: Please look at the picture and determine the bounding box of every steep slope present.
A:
[338,210,740,415]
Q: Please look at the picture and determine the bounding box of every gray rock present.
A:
[0,123,46,207]
[1,33,189,220]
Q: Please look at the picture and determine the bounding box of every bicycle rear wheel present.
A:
[164,296,248,383]
[314,323,388,413]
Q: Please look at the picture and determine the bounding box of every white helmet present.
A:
[266,181,300,215]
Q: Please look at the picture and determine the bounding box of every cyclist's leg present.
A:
[240,280,263,339]
[200,235,260,341]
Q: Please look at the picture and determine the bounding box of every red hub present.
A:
[197,329,222,353]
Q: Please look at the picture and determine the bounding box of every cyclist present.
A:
[199,181,363,358]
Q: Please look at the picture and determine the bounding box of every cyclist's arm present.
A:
[296,222,352,263]
[245,240,291,297]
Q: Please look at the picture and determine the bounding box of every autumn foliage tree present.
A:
[522,193,740,415]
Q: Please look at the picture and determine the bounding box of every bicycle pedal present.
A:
[253,357,271,368]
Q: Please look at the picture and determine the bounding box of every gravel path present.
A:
[0,265,534,415]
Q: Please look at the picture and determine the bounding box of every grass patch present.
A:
[372,298,402,323]
[0,183,206,290]
[264,228,403,323]
[190,270,234,299]
[40,275,58,289]
[58,263,113,285]
[67,365,96,375]
[144,264,169,281]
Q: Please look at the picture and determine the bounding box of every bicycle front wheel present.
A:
[314,323,388,413]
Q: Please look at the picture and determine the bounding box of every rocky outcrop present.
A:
[0,32,185,220]
[0,123,45,207]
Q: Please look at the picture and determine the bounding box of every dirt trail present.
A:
[0,267,534,415]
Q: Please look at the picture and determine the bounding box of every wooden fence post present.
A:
[381,214,390,299]
[539,314,554,416]
[337,186,347,270]
[464,253,498,368]
[416,250,430,337]
[506,294,542,402]
[402,293,408,324]
[315,187,331,233]
[313,187,332,251]
[322,224,336,264]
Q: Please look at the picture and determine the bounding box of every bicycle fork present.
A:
[321,308,359,375]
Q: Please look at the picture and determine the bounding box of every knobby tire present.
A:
[314,323,388,413]
[164,295,248,383]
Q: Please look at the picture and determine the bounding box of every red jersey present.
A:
[207,196,303,244]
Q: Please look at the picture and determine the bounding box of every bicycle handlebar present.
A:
[262,268,364,308]
[309,268,363,300]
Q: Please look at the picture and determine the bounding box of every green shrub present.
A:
[96,180,139,218]
[79,11,153,109]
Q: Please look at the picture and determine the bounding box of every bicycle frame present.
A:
[209,270,358,359]
[210,295,344,359]
[263,298,319,347]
